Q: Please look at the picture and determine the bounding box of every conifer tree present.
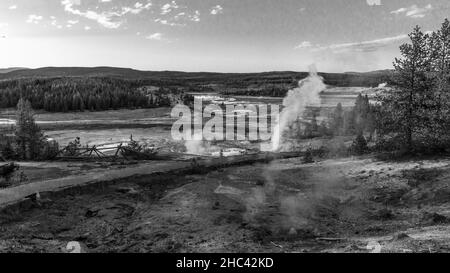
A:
[14,98,45,160]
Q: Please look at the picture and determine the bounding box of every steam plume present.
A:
[271,64,326,151]
[185,131,208,155]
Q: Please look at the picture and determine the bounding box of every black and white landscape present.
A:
[0,0,450,254]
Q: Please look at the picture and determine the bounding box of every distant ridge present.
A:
[0,67,29,74]
[0,67,227,80]
[0,66,394,87]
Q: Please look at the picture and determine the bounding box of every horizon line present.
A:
[0,65,394,75]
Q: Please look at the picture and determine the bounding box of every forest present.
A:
[0,77,193,112]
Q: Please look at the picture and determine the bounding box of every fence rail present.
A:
[56,143,160,161]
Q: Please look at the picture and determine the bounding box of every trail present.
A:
[0,152,304,208]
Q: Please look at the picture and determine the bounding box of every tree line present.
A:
[288,94,376,140]
[329,94,376,138]
[221,85,292,97]
[0,77,193,112]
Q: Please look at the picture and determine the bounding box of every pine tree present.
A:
[429,19,450,144]
[352,133,368,155]
[332,103,344,136]
[1,139,15,159]
[14,99,45,160]
[354,94,371,134]
[379,26,431,151]
[318,120,330,136]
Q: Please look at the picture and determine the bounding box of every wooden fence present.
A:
[56,143,160,161]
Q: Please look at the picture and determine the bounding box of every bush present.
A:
[302,148,314,163]
[0,139,16,160]
[351,134,368,155]
[41,139,59,160]
[326,138,350,158]
[64,137,82,156]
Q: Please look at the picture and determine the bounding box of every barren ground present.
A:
[1,156,449,253]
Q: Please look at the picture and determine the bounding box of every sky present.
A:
[0,0,449,73]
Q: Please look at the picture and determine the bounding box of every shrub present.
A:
[41,139,60,160]
[351,134,368,155]
[63,137,82,156]
[302,148,314,163]
[326,138,350,158]
[0,139,16,160]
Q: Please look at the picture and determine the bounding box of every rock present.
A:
[421,212,450,224]
[255,179,265,186]
[288,227,297,236]
[371,208,394,220]
[32,233,54,240]
[85,208,100,218]
[392,232,411,241]
[366,241,382,253]
[64,241,88,253]
[115,187,139,194]
[212,201,220,210]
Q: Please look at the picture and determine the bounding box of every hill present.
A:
[0,67,29,74]
[0,67,393,87]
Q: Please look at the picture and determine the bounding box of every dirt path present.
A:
[0,160,189,208]
[0,152,303,208]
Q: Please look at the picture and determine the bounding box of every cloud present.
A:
[67,20,79,25]
[154,1,201,26]
[366,0,381,6]
[174,12,185,19]
[189,10,200,22]
[146,32,163,40]
[123,2,153,15]
[26,15,44,24]
[0,23,8,38]
[155,8,201,26]
[391,4,433,18]
[49,16,59,28]
[154,18,185,26]
[294,41,312,49]
[161,1,179,15]
[9,5,18,10]
[301,34,408,53]
[61,0,152,29]
[210,5,223,15]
